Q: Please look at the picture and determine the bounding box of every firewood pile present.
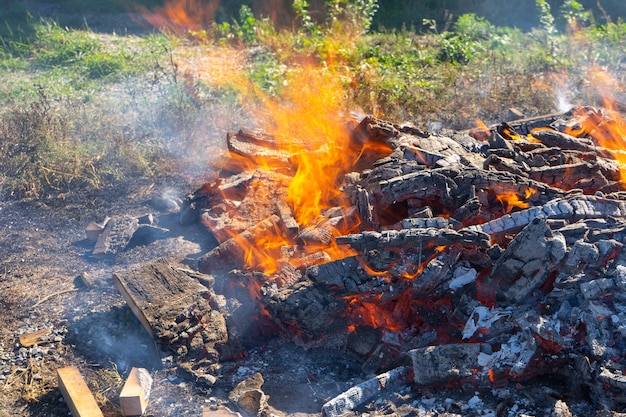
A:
[139,105,626,414]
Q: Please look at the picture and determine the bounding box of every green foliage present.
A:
[453,13,496,41]
[535,0,557,35]
[326,0,379,34]
[293,0,322,38]
[436,33,481,64]
[559,0,591,29]
[248,50,286,96]
[232,5,259,44]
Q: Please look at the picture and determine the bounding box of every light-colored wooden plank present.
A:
[119,367,152,416]
[19,328,51,347]
[56,366,104,417]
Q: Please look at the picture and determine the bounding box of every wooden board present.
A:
[119,367,152,416]
[57,366,104,417]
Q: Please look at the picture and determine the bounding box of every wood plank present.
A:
[56,366,104,417]
[19,328,51,347]
[119,367,152,416]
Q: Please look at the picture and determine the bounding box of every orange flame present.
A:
[563,68,626,184]
[343,293,402,331]
[142,1,394,280]
[137,0,220,35]
[495,188,536,214]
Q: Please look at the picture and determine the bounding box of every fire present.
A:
[561,68,626,184]
[137,0,220,35]
[139,0,394,280]
[473,119,490,141]
[495,188,536,214]
[260,63,362,225]
[343,293,402,331]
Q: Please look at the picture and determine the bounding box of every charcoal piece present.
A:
[321,366,410,417]
[452,192,481,225]
[489,218,566,304]
[93,215,139,258]
[580,278,615,300]
[557,222,590,245]
[373,169,458,208]
[599,368,626,391]
[306,256,372,293]
[501,112,569,136]
[351,115,399,146]
[408,344,482,386]
[529,163,610,191]
[335,228,490,251]
[448,130,487,153]
[442,167,563,205]
[564,241,599,268]
[355,187,377,230]
[489,130,515,151]
[465,195,626,236]
[483,154,527,176]
[413,246,462,296]
[126,224,170,249]
[531,129,597,152]
[397,133,477,168]
[581,305,615,359]
[264,280,348,341]
[399,216,450,230]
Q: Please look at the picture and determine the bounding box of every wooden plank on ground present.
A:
[119,367,153,416]
[57,366,104,417]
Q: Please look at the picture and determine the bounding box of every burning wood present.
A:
[107,103,626,413]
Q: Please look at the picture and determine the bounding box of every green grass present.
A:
[1,1,626,199]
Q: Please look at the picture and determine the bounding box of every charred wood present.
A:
[336,228,490,252]
[321,366,410,417]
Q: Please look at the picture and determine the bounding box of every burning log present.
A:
[226,129,291,167]
[198,214,282,274]
[57,366,104,417]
